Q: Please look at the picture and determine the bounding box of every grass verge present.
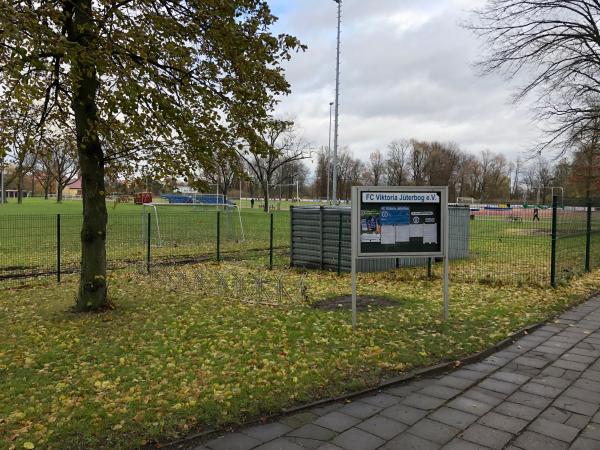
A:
[1,264,600,449]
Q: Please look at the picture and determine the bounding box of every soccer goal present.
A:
[141,199,245,247]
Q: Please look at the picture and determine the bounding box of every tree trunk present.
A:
[68,0,109,311]
[262,182,269,212]
[17,172,24,204]
[57,183,64,203]
[44,181,49,200]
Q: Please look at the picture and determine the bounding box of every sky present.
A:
[266,0,545,165]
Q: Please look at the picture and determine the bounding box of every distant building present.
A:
[63,178,82,197]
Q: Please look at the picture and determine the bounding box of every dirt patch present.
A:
[312,295,399,311]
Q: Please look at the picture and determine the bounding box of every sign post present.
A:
[351,186,449,327]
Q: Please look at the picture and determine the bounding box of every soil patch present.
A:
[312,295,398,311]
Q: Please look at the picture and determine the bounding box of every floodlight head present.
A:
[329,101,334,106]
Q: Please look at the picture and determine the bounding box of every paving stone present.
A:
[565,412,591,429]
[357,414,407,440]
[581,422,600,440]
[381,403,428,425]
[570,437,600,450]
[552,359,589,371]
[384,384,420,397]
[459,423,513,449]
[451,369,489,381]
[478,411,528,434]
[494,401,540,421]
[242,422,292,442]
[570,347,600,358]
[205,433,262,450]
[337,401,382,419]
[539,406,571,424]
[528,417,580,442]
[438,375,476,390]
[402,393,447,411]
[467,363,499,374]
[407,418,460,445]
[519,382,564,398]
[331,427,385,450]
[287,423,337,441]
[463,388,506,406]
[541,366,566,378]
[553,395,599,416]
[513,356,549,369]
[562,353,596,364]
[286,436,324,449]
[507,391,553,409]
[530,376,570,390]
[383,432,439,450]
[581,369,600,382]
[446,396,493,416]
[564,386,600,403]
[512,431,569,450]
[312,403,343,416]
[574,378,600,393]
[315,444,345,450]
[255,438,306,450]
[563,369,582,380]
[478,378,519,395]
[534,345,565,356]
[313,411,361,433]
[280,411,319,428]
[441,438,490,449]
[359,392,400,408]
[482,355,510,367]
[419,384,462,400]
[429,407,479,429]
[490,371,530,385]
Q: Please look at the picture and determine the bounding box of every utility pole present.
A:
[328,101,333,203]
[0,157,4,204]
[332,0,341,204]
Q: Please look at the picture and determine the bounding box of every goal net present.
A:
[141,201,245,248]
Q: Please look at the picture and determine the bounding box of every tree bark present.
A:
[57,184,63,202]
[68,0,109,311]
[17,172,24,204]
[262,182,269,212]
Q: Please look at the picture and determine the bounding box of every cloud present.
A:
[268,0,544,165]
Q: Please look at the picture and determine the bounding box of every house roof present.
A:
[66,178,82,189]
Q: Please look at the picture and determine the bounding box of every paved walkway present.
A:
[195,297,600,450]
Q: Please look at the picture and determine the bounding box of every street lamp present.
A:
[328,101,334,203]
[332,0,341,204]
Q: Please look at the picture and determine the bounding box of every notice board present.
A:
[352,187,448,258]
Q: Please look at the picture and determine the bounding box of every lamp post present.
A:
[328,101,334,203]
[332,0,341,204]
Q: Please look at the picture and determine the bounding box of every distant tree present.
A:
[239,120,310,212]
[46,135,79,203]
[366,150,385,186]
[386,140,411,186]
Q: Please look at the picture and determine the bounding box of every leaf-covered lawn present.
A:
[1,264,600,449]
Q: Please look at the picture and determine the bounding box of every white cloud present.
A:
[268,0,545,165]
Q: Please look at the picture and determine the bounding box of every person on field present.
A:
[533,207,540,222]
[251,198,255,209]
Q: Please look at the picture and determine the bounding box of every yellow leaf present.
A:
[23,443,35,449]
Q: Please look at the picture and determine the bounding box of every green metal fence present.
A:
[1,199,599,289]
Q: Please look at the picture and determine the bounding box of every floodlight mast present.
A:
[332,0,341,204]
[328,101,334,203]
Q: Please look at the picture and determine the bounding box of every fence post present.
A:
[290,206,294,268]
[146,212,151,273]
[337,212,343,275]
[427,257,432,279]
[550,195,558,287]
[319,206,324,270]
[216,211,221,262]
[56,214,61,283]
[269,212,274,270]
[586,199,592,273]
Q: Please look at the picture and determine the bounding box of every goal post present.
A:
[141,202,245,246]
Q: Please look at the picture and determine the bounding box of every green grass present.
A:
[1,199,599,288]
[2,264,600,449]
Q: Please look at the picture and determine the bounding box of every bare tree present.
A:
[46,135,79,202]
[239,120,310,212]
[386,140,411,185]
[469,1,600,153]
[366,150,385,186]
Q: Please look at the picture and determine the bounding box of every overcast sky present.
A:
[266,0,545,165]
